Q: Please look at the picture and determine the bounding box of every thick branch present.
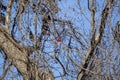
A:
[77,0,114,80]
[5,0,14,33]
[0,25,29,79]
[0,25,54,80]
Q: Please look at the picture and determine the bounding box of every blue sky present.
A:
[0,0,120,80]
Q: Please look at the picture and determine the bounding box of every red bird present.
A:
[57,37,61,42]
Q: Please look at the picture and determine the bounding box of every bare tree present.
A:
[0,0,120,80]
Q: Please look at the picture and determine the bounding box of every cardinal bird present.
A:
[57,37,61,42]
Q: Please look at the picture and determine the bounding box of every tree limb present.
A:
[77,0,114,80]
[5,0,14,33]
[0,25,54,80]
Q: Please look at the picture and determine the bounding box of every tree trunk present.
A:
[0,25,54,80]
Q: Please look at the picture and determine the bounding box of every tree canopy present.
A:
[0,0,120,80]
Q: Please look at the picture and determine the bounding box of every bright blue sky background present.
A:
[0,0,120,80]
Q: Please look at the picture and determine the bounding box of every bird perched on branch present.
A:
[57,37,61,42]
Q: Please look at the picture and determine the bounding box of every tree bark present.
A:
[77,0,114,80]
[0,25,54,80]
